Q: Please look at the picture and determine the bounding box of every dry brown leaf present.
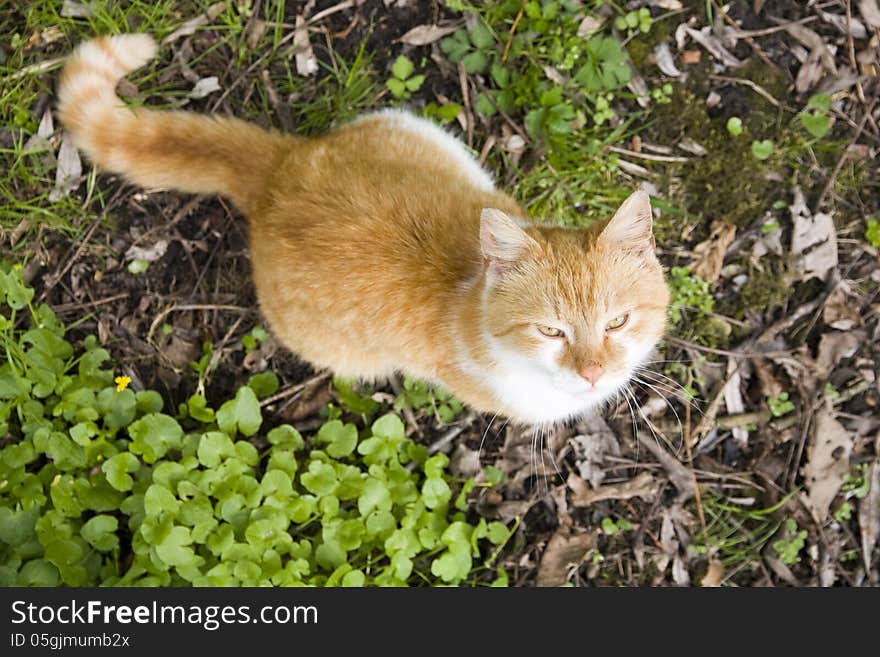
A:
[653,42,682,77]
[293,14,318,77]
[577,16,604,39]
[858,0,880,28]
[61,0,95,18]
[822,281,862,330]
[649,0,683,8]
[162,2,227,45]
[784,23,837,74]
[188,76,221,99]
[535,530,595,586]
[723,366,749,447]
[677,137,706,155]
[684,26,742,67]
[627,60,650,108]
[49,132,82,202]
[795,47,826,94]
[672,555,690,586]
[815,330,863,380]
[246,18,267,50]
[790,186,838,281]
[397,22,461,46]
[802,403,853,523]
[818,10,868,38]
[569,471,657,506]
[701,559,725,587]
[161,334,200,370]
[690,220,736,283]
[126,240,168,264]
[23,110,54,153]
[858,460,880,571]
[282,376,332,422]
[449,443,480,479]
[570,415,620,488]
[484,499,534,523]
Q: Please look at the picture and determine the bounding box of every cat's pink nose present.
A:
[580,362,605,386]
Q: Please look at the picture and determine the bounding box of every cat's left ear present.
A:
[598,190,656,256]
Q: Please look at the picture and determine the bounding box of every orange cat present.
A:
[57,34,670,425]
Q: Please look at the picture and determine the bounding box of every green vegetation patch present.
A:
[0,266,511,586]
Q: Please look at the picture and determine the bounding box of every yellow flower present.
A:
[114,375,132,392]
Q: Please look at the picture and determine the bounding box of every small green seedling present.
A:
[600,516,633,536]
[799,93,832,139]
[241,325,268,353]
[865,218,880,248]
[726,116,743,137]
[386,55,424,100]
[761,219,780,234]
[423,102,461,122]
[767,392,795,418]
[614,8,652,34]
[772,518,807,565]
[651,83,673,104]
[750,139,774,160]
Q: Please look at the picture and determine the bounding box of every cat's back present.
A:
[254,110,524,283]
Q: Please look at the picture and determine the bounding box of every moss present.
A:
[643,58,794,240]
[736,261,793,314]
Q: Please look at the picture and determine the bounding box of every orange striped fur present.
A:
[57,35,670,425]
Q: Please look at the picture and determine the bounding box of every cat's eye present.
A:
[536,324,565,338]
[605,314,629,331]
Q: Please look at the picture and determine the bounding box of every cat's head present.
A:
[479,191,670,424]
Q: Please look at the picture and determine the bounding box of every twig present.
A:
[710,0,774,67]
[708,74,784,108]
[260,372,331,408]
[729,15,818,38]
[428,423,470,455]
[665,336,792,359]
[458,62,474,148]
[844,0,866,104]
[53,293,129,315]
[501,0,526,64]
[605,145,691,163]
[307,0,355,26]
[8,56,64,80]
[146,303,250,344]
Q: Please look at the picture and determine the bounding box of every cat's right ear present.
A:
[480,209,537,281]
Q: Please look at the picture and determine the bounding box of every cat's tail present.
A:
[56,34,289,216]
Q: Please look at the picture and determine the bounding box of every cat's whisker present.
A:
[530,426,538,495]
[538,425,550,495]
[619,384,640,448]
[633,367,703,405]
[478,412,500,461]
[634,366,700,395]
[543,422,565,484]
[631,376,685,438]
[626,385,676,453]
[633,370,704,416]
